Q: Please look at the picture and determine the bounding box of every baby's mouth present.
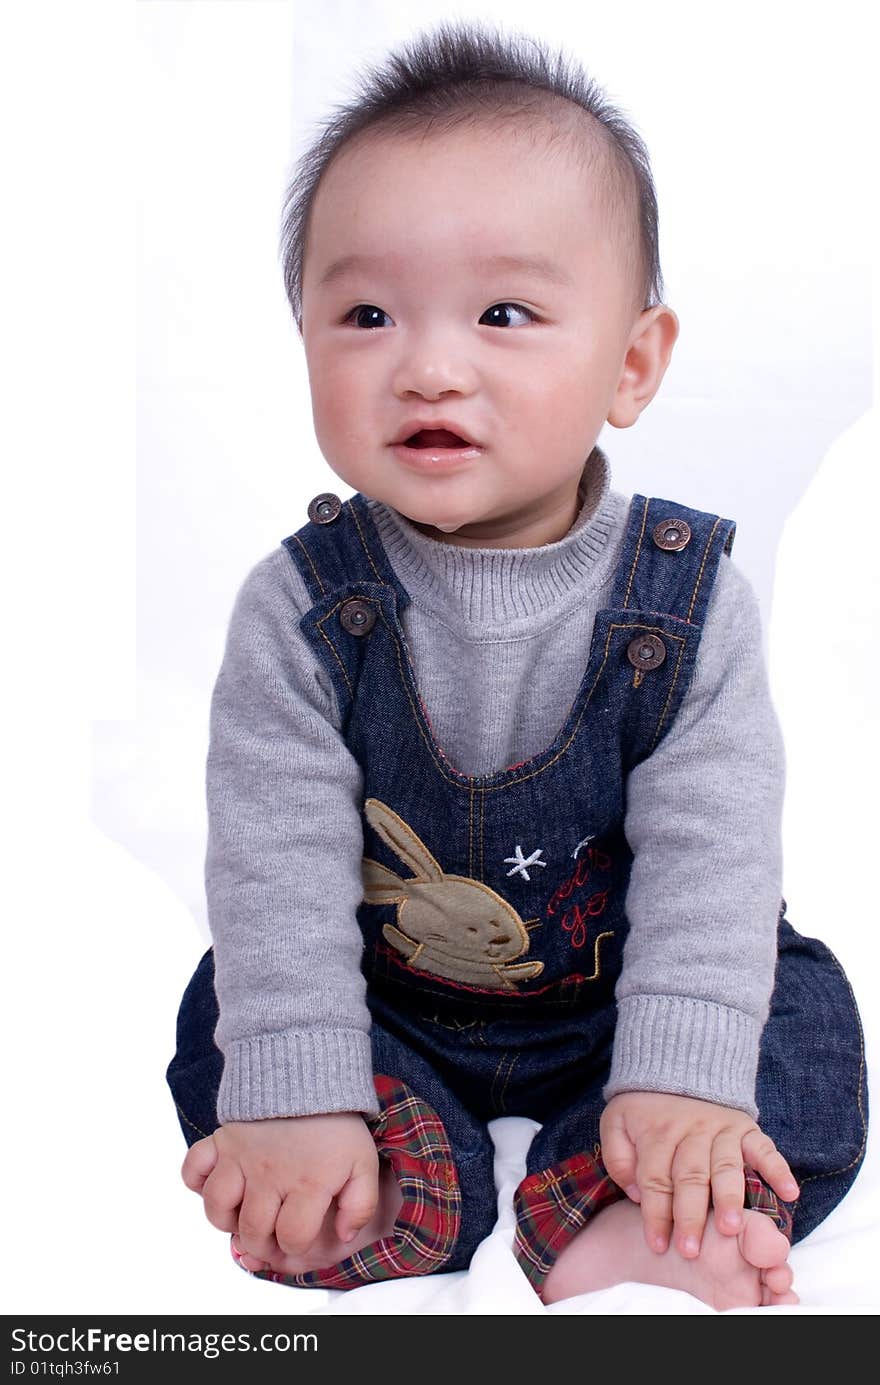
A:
[405,429,472,449]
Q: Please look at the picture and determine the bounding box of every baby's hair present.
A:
[280,19,663,332]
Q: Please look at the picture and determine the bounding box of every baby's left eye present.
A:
[480,303,536,328]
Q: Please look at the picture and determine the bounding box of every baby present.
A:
[167,21,867,1309]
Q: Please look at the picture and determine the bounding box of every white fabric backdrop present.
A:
[4,0,876,1315]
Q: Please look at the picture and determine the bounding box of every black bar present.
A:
[4,1316,559,1379]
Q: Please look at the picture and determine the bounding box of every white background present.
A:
[3,0,877,1314]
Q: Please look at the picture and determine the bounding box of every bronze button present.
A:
[626,633,666,671]
[339,598,376,636]
[308,492,342,525]
[652,518,691,551]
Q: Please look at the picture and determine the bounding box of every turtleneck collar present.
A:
[366,447,626,638]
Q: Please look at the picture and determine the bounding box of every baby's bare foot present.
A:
[233,1161,402,1277]
[543,1199,798,1310]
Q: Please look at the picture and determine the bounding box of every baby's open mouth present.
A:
[405,429,472,448]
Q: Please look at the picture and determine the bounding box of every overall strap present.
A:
[609,495,736,626]
[281,491,411,611]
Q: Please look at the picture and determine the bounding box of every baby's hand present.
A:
[600,1091,799,1259]
[181,1112,379,1263]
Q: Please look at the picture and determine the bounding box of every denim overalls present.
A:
[168,484,867,1296]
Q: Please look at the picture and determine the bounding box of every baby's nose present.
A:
[392,332,477,399]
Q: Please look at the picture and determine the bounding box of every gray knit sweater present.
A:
[206,450,784,1124]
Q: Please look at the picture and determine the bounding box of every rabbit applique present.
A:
[361,797,544,992]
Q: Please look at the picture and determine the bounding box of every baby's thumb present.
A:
[181,1134,218,1193]
[334,1165,380,1244]
[599,1111,640,1202]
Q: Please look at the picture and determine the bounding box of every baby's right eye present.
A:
[342,304,392,329]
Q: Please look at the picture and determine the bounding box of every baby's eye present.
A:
[341,302,537,329]
[480,302,536,328]
[343,304,393,329]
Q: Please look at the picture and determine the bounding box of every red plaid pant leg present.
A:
[231,1074,462,1290]
[513,1147,626,1297]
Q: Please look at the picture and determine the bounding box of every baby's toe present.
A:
[767,1288,799,1306]
[761,1262,793,1296]
[739,1209,791,1270]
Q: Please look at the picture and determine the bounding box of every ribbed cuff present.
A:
[217,1028,379,1123]
[604,995,761,1118]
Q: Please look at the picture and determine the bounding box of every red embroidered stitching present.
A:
[560,891,610,948]
[546,847,611,917]
[375,938,606,999]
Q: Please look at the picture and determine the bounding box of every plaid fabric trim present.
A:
[513,1148,626,1297]
[234,1074,461,1290]
[744,1163,795,1240]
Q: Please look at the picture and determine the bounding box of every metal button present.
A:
[626,633,667,671]
[339,598,376,636]
[652,518,691,551]
[308,492,342,525]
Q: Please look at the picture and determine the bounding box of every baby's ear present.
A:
[607,304,679,429]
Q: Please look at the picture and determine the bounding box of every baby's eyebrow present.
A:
[317,251,573,288]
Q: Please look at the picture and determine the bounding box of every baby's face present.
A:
[301,122,661,546]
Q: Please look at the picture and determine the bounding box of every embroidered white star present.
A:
[504,845,547,880]
[572,835,595,859]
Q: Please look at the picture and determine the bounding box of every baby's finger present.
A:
[741,1129,799,1203]
[237,1187,283,1263]
[670,1135,712,1257]
[275,1187,333,1259]
[599,1108,640,1202]
[181,1136,218,1194]
[201,1159,246,1233]
[335,1165,380,1243]
[635,1143,675,1254]
[709,1132,746,1235]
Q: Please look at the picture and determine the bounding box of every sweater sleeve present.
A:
[604,555,785,1119]
[205,547,379,1123]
